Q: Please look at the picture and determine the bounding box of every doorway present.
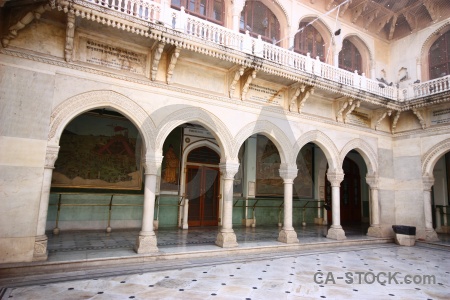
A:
[326,157,361,224]
[185,146,221,227]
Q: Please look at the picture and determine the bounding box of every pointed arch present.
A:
[339,138,378,176]
[340,34,373,76]
[154,107,233,160]
[48,90,156,152]
[294,16,333,63]
[293,130,340,172]
[232,120,294,164]
[422,138,450,177]
[420,22,450,80]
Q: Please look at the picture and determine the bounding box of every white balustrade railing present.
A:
[83,0,450,102]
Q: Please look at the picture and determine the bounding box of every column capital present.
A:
[279,164,298,182]
[143,153,163,175]
[422,176,435,191]
[327,171,344,187]
[45,144,60,169]
[365,176,379,189]
[219,161,240,180]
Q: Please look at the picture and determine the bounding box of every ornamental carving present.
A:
[327,172,345,186]
[219,162,240,180]
[293,130,340,171]
[278,164,298,182]
[422,138,450,176]
[422,176,435,191]
[339,138,378,175]
[48,90,156,152]
[34,240,47,255]
[155,107,233,159]
[45,145,60,168]
[232,120,295,164]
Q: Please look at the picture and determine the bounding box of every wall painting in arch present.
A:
[256,136,313,198]
[51,110,143,190]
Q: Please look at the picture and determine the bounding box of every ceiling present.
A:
[322,0,450,40]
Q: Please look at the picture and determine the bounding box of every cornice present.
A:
[0,46,395,138]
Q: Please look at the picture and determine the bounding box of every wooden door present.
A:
[326,157,361,225]
[186,166,220,226]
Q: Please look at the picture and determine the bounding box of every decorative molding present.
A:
[232,120,294,164]
[229,66,245,98]
[278,164,298,182]
[1,3,51,47]
[391,110,401,134]
[422,138,450,176]
[219,161,240,180]
[241,69,257,101]
[143,155,164,175]
[343,100,360,123]
[422,176,435,191]
[412,108,426,129]
[375,109,392,130]
[65,12,76,62]
[154,107,234,159]
[151,42,165,81]
[45,145,60,168]
[289,84,314,113]
[339,138,378,175]
[336,98,353,122]
[48,90,156,152]
[166,46,180,84]
[326,171,345,186]
[293,130,340,172]
[365,176,379,189]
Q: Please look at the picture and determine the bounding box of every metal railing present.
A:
[233,197,325,226]
[74,0,450,102]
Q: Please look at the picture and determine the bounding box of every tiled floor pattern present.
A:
[6,245,450,300]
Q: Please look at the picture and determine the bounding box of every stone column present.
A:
[232,0,245,32]
[134,154,163,254]
[33,145,60,261]
[422,176,439,242]
[216,161,239,248]
[326,171,346,240]
[366,176,382,237]
[278,165,299,243]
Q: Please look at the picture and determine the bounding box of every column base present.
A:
[425,229,439,242]
[278,229,299,244]
[215,231,238,248]
[367,226,383,238]
[33,235,48,261]
[134,233,158,254]
[326,227,346,240]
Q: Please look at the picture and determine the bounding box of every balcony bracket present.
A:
[391,111,401,134]
[166,46,181,84]
[412,108,426,129]
[289,84,314,113]
[241,69,257,101]
[229,66,245,98]
[151,42,165,81]
[336,97,353,122]
[375,109,392,130]
[343,100,361,123]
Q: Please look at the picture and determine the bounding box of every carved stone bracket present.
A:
[352,1,368,23]
[166,46,180,84]
[391,110,401,134]
[65,12,75,62]
[423,0,437,21]
[289,84,314,113]
[229,66,245,98]
[2,3,51,48]
[365,176,379,189]
[422,176,435,192]
[336,98,353,122]
[343,99,360,123]
[364,9,380,30]
[375,109,392,130]
[151,42,165,81]
[241,69,257,101]
[412,108,426,129]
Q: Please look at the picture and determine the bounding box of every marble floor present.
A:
[5,243,450,299]
[2,225,450,299]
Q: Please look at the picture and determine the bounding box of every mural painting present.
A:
[52,111,143,190]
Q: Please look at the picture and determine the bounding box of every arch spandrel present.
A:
[339,138,378,176]
[232,120,294,164]
[422,138,450,177]
[154,106,233,161]
[293,130,340,172]
[48,90,156,153]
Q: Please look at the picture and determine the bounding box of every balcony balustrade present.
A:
[82,0,450,102]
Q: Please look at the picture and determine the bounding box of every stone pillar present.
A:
[182,198,189,230]
[278,165,299,243]
[422,176,439,242]
[326,171,346,240]
[216,161,239,248]
[435,206,442,232]
[232,0,245,32]
[135,154,163,254]
[416,57,422,82]
[366,176,382,237]
[33,145,60,261]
